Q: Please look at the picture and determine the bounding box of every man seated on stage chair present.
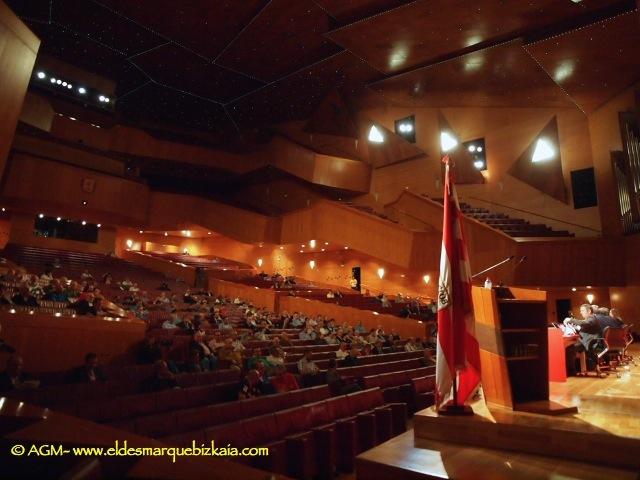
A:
[565,304,604,374]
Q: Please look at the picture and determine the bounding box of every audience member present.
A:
[0,354,39,392]
[70,352,106,383]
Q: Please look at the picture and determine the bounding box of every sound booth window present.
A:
[34,216,99,243]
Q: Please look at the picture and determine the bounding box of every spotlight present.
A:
[56,217,62,221]
[50,78,56,83]
[37,71,46,79]
[99,95,105,102]
[309,239,316,248]
[474,160,485,170]
[368,125,384,143]
[78,87,86,94]
[477,147,483,152]
[257,258,263,267]
[532,138,555,163]
[440,131,458,152]
[38,213,44,218]
[164,232,168,237]
[56,79,62,84]
[468,145,476,152]
[62,82,67,87]
[81,220,87,225]
[139,230,143,233]
[377,267,385,279]
[67,84,72,89]
[104,97,110,103]
[97,224,101,228]
[69,117,77,121]
[309,260,316,270]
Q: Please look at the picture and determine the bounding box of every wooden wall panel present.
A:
[208,278,277,312]
[0,0,39,178]
[0,312,146,372]
[121,250,196,286]
[1,153,149,225]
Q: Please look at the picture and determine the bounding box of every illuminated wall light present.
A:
[321,248,325,252]
[309,260,316,270]
[38,213,44,218]
[299,250,303,253]
[279,246,284,250]
[440,131,458,152]
[368,125,384,143]
[531,138,555,163]
[78,87,86,94]
[37,71,46,79]
[571,287,577,292]
[69,117,77,121]
[97,224,101,228]
[586,285,592,289]
[257,258,263,267]
[377,267,385,279]
[55,312,62,317]
[81,220,87,225]
[208,232,212,235]
[586,293,595,304]
[139,230,143,234]
[324,242,328,245]
[82,201,87,205]
[9,308,16,314]
[126,239,133,248]
[344,246,349,250]
[56,217,62,221]
[1,208,5,212]
[423,274,430,284]
[164,232,168,237]
[309,239,316,248]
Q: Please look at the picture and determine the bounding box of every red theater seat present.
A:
[412,375,436,411]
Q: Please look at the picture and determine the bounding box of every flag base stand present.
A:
[437,402,474,416]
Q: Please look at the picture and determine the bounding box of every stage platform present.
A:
[356,346,640,479]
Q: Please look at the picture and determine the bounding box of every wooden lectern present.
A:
[472,285,577,414]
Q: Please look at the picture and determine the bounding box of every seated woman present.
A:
[190,331,218,370]
[325,359,360,395]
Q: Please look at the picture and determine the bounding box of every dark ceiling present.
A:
[8,0,640,139]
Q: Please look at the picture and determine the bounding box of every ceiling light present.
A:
[309,239,316,248]
[38,213,44,218]
[104,97,110,103]
[69,117,76,121]
[586,293,595,304]
[571,287,577,292]
[37,71,46,79]
[67,84,72,89]
[97,224,101,228]
[99,95,105,102]
[126,239,133,248]
[477,147,483,152]
[377,267,385,279]
[423,274,430,284]
[139,230,143,233]
[309,260,316,270]
[321,248,325,252]
[56,217,61,221]
[344,246,349,250]
[78,87,86,94]
[82,200,87,205]
[164,232,168,237]
[440,131,458,152]
[301,244,305,248]
[474,160,485,170]
[257,258,263,267]
[368,125,384,143]
[62,82,67,87]
[208,232,212,235]
[81,220,87,225]
[50,78,56,83]
[468,145,476,152]
[299,250,303,253]
[532,138,555,163]
[279,246,284,250]
[324,242,328,245]
[56,79,62,85]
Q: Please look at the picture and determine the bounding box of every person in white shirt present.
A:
[335,342,349,360]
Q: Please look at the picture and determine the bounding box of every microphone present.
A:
[471,255,515,279]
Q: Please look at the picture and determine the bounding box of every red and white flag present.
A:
[435,157,482,409]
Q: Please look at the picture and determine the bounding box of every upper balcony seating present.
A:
[425,196,574,237]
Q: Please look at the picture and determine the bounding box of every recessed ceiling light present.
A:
[37,71,46,79]
[67,84,72,89]
[78,87,86,94]
[62,81,67,87]
[468,145,476,152]
[56,79,62,85]
[56,217,61,221]
[97,224,101,228]
[474,160,484,169]
[50,78,56,83]
[69,117,77,121]
[38,213,44,218]
[99,95,105,102]
[104,97,110,103]
[81,220,87,225]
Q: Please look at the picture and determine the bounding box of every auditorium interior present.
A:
[0,0,639,478]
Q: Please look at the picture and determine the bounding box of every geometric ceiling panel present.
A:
[525,11,640,114]
[303,90,360,139]
[52,0,164,57]
[371,41,575,108]
[131,44,262,103]
[327,0,625,74]
[216,0,342,82]
[508,116,567,203]
[98,0,268,60]
[116,83,232,133]
[313,0,413,24]
[228,51,380,129]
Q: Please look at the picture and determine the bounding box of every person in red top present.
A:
[270,365,300,393]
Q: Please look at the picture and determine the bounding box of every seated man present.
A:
[342,346,361,366]
[271,365,299,393]
[0,354,40,392]
[297,351,320,387]
[566,304,604,372]
[238,369,262,400]
[326,359,360,395]
[70,352,106,383]
[190,331,218,370]
[11,287,38,307]
[335,342,349,360]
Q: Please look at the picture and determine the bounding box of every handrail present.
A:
[465,196,601,234]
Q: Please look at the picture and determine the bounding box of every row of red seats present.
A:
[166,387,406,478]
[114,385,332,438]
[363,366,435,412]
